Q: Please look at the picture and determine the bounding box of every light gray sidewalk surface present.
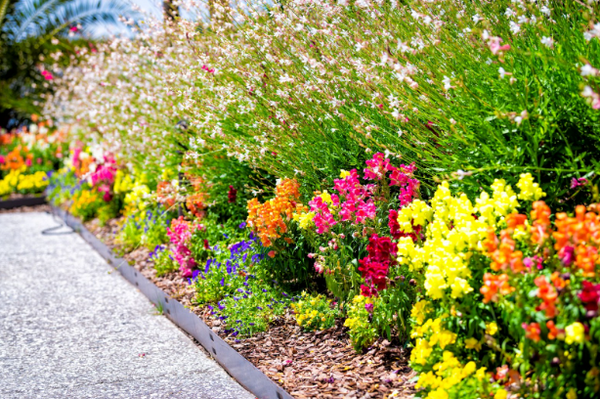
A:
[0,212,254,399]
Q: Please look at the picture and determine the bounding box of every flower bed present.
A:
[0,119,66,199]
[12,0,600,398]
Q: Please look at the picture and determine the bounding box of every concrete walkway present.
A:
[0,212,254,399]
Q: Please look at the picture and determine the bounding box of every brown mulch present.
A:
[84,217,416,398]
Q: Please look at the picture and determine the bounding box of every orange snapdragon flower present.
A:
[480,273,514,303]
[246,178,307,247]
[531,201,551,245]
[535,275,558,318]
[553,206,600,276]
[488,230,524,273]
[523,322,541,342]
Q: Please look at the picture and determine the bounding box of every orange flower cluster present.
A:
[157,181,177,209]
[534,275,558,318]
[184,174,207,219]
[187,192,207,219]
[480,273,514,303]
[1,146,32,171]
[523,322,541,342]
[553,205,600,277]
[531,201,551,245]
[485,229,524,273]
[246,178,306,247]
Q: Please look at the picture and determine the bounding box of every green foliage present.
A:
[212,281,291,338]
[152,246,178,277]
[116,206,170,251]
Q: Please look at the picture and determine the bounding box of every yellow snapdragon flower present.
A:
[565,322,585,345]
[516,173,545,201]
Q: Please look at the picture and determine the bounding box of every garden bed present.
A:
[76,213,416,399]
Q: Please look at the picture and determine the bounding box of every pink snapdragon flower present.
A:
[167,217,198,277]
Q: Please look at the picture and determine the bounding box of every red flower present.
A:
[358,234,397,296]
[579,280,600,311]
[228,185,238,203]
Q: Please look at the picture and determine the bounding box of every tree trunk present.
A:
[163,0,177,22]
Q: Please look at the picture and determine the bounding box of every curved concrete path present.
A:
[0,212,254,399]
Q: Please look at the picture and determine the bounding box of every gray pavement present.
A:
[0,212,254,399]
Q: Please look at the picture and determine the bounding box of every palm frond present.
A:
[3,0,134,41]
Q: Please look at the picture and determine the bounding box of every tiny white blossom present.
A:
[509,21,521,34]
[278,74,294,83]
[541,36,554,48]
[581,64,598,77]
[442,76,452,91]
[582,85,596,98]
[540,6,551,16]
[499,67,507,79]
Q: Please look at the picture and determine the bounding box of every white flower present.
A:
[581,64,598,77]
[509,21,521,34]
[582,85,595,98]
[499,67,507,79]
[442,76,452,91]
[472,14,481,23]
[540,6,551,16]
[278,74,294,83]
[541,36,554,48]
[504,8,515,18]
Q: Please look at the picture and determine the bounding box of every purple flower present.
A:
[365,303,374,313]
[220,277,225,287]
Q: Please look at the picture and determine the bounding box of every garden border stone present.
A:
[0,195,46,209]
[51,205,293,399]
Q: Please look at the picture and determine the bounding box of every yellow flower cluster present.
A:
[0,167,48,196]
[516,173,545,201]
[114,171,150,216]
[411,317,458,364]
[415,351,485,399]
[565,322,585,345]
[113,170,134,194]
[293,211,316,229]
[69,189,101,218]
[397,177,539,300]
[291,292,337,330]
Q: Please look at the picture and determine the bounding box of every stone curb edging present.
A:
[51,206,293,399]
[0,195,47,209]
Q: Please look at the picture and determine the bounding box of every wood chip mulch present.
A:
[84,218,417,399]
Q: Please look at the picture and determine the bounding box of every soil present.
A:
[83,217,417,399]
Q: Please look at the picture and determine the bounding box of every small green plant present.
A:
[213,281,290,337]
[291,292,340,331]
[151,245,179,277]
[344,294,379,352]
